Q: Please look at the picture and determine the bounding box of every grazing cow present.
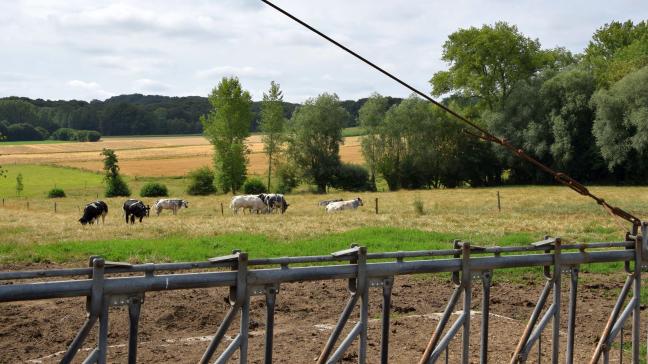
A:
[230,195,267,214]
[263,194,289,214]
[153,199,189,216]
[79,200,108,225]
[318,198,343,207]
[325,197,363,213]
[123,199,150,224]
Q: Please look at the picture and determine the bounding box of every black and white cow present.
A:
[79,200,108,225]
[123,199,150,224]
[153,199,189,216]
[261,194,289,214]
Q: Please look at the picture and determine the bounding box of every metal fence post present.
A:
[632,237,641,363]
[461,243,472,364]
[380,277,394,364]
[552,239,562,364]
[566,266,579,364]
[358,246,368,364]
[480,270,492,364]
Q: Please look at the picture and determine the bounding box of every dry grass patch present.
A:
[0,186,645,250]
[1,135,364,177]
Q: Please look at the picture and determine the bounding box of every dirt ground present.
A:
[0,267,639,364]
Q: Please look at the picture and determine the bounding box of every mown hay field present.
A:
[0,135,363,177]
[0,162,645,266]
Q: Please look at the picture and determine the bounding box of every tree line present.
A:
[202,19,648,194]
[0,93,393,142]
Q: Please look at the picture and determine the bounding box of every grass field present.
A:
[1,137,645,273]
[0,140,71,146]
[0,162,644,268]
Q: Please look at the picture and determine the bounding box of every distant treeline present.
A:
[0,93,403,141]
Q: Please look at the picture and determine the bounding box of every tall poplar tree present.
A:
[201,77,253,193]
[260,81,286,192]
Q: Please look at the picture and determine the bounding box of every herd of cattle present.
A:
[78,195,364,225]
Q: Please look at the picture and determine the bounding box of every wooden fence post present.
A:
[26,201,29,209]
[54,202,57,213]
[2,198,4,207]
[375,197,379,214]
[497,191,501,212]
[220,203,224,216]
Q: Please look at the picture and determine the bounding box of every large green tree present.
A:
[358,93,389,190]
[287,93,348,193]
[260,81,286,192]
[430,22,557,111]
[584,20,648,87]
[201,77,253,193]
[592,66,648,181]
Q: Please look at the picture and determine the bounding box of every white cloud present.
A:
[67,80,113,99]
[1,0,647,102]
[132,78,171,93]
[195,66,280,80]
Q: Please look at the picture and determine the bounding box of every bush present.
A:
[331,163,371,192]
[47,188,66,198]
[186,167,216,195]
[243,178,267,194]
[413,197,425,215]
[276,163,299,194]
[105,175,131,197]
[35,126,49,140]
[51,128,102,142]
[85,130,102,142]
[7,123,44,141]
[140,182,168,197]
[51,128,77,141]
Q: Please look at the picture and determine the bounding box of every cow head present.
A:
[79,217,89,225]
[145,205,151,216]
[182,200,189,208]
[356,197,363,206]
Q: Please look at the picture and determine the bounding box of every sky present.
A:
[1,0,647,103]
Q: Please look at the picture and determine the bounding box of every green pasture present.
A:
[0,226,626,277]
[0,140,72,145]
[0,164,191,198]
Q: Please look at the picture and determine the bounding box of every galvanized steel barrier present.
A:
[2,224,648,363]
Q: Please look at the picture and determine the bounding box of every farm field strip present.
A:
[1,135,363,177]
[1,186,646,264]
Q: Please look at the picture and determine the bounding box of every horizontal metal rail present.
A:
[0,240,632,281]
[0,248,634,303]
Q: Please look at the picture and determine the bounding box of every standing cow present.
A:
[123,199,150,224]
[153,199,189,216]
[263,194,289,214]
[230,195,267,214]
[79,200,108,225]
[325,197,363,213]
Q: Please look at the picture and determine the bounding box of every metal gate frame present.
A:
[2,224,648,363]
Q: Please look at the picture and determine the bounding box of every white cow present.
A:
[153,199,189,216]
[325,197,363,213]
[230,195,267,214]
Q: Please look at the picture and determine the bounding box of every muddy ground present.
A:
[0,268,639,363]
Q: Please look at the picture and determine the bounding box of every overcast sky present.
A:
[1,1,646,103]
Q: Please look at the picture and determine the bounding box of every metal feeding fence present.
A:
[2,225,648,364]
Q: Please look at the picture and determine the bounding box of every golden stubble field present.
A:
[0,135,364,176]
[1,186,646,248]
